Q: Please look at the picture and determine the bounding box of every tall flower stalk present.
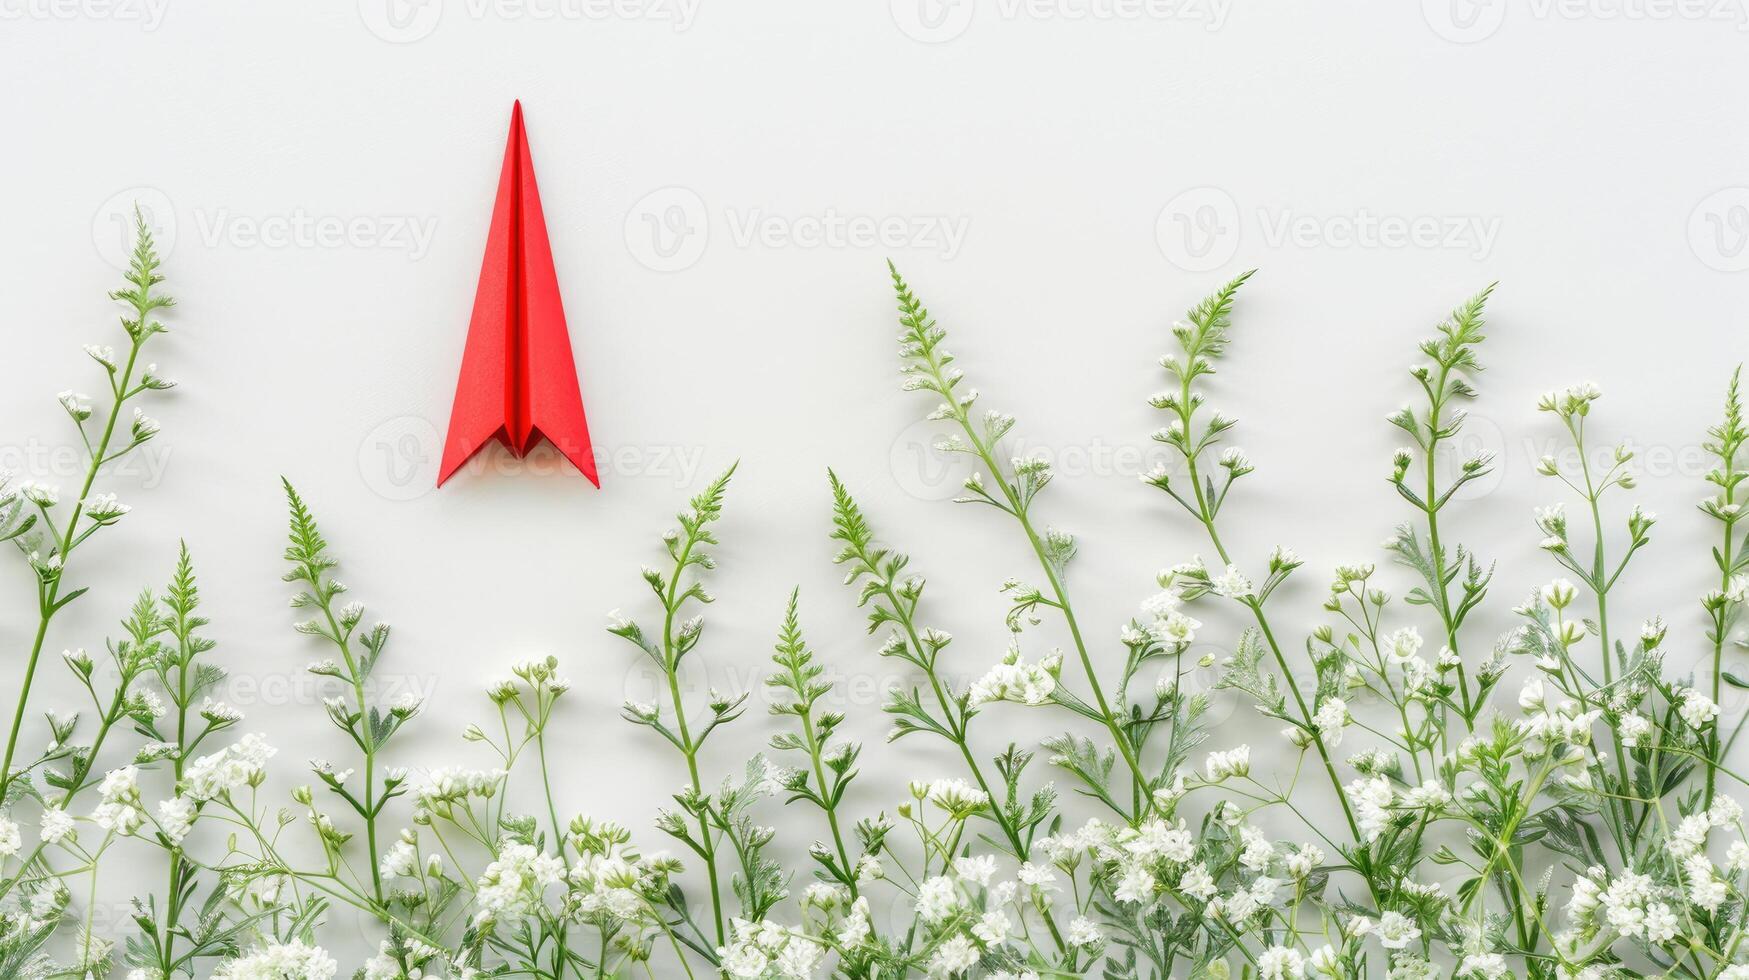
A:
[281,480,418,906]
[1703,369,1749,806]
[611,464,780,962]
[131,545,256,979]
[1528,383,1661,860]
[886,262,1152,818]
[766,591,861,900]
[1384,285,1500,737]
[1142,271,1367,852]
[1,211,173,802]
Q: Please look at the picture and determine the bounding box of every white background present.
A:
[4,0,1749,969]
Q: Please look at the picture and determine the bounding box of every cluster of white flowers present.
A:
[379,836,420,879]
[1310,696,1349,745]
[1204,745,1250,781]
[359,938,447,980]
[566,830,677,928]
[81,491,131,522]
[1678,687,1722,730]
[0,814,20,858]
[473,839,566,918]
[1211,564,1253,599]
[967,646,1060,707]
[1537,381,1602,417]
[157,795,196,845]
[413,766,505,819]
[1136,584,1203,650]
[91,766,146,836]
[1595,870,1678,943]
[717,918,826,979]
[212,939,339,980]
[182,732,277,800]
[912,777,989,814]
[38,805,74,845]
[1515,676,1601,754]
[1346,775,1394,843]
[905,856,1076,975]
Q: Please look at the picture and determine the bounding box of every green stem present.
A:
[310,579,383,904]
[1569,419,1634,837]
[1420,364,1476,724]
[160,605,196,976]
[1708,514,1736,806]
[659,531,724,947]
[797,704,855,899]
[536,711,566,850]
[0,336,146,798]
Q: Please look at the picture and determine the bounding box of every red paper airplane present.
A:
[439,101,598,487]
